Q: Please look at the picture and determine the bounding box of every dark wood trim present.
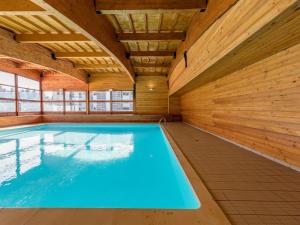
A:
[96,0,207,10]
[117,32,185,41]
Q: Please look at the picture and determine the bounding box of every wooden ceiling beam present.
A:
[75,63,122,69]
[16,34,89,43]
[31,0,135,83]
[130,51,174,57]
[0,0,49,16]
[136,72,167,76]
[96,0,207,11]
[0,28,88,83]
[55,52,110,59]
[134,63,171,68]
[118,32,185,41]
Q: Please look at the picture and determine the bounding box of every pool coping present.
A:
[0,123,232,225]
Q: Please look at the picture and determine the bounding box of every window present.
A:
[65,91,86,101]
[43,91,63,101]
[90,102,111,112]
[112,91,134,112]
[0,100,15,113]
[43,102,64,112]
[65,102,86,112]
[0,72,16,115]
[43,90,86,113]
[17,76,40,113]
[112,91,133,101]
[65,91,86,113]
[89,90,134,113]
[89,91,111,112]
[42,90,64,113]
[112,102,134,112]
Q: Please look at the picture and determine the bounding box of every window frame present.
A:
[0,73,41,116]
[42,89,87,114]
[17,76,41,115]
[89,89,134,114]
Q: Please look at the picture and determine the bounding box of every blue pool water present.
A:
[0,124,200,209]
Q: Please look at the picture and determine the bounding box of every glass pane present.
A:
[18,76,40,90]
[0,85,15,99]
[18,88,40,101]
[112,91,133,101]
[112,102,133,112]
[65,91,86,101]
[43,102,63,112]
[90,102,110,112]
[0,100,15,112]
[65,102,86,112]
[0,71,15,86]
[90,91,110,101]
[43,91,63,101]
[19,101,41,112]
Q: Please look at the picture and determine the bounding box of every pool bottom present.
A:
[0,124,200,209]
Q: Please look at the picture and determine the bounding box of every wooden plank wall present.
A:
[181,43,300,168]
[169,0,300,95]
[42,73,168,115]
[135,76,168,114]
[89,73,133,90]
[0,115,42,128]
[41,73,88,90]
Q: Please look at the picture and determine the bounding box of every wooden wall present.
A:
[0,59,40,81]
[0,115,42,128]
[41,73,168,115]
[89,73,133,90]
[135,76,168,115]
[169,0,300,95]
[180,43,300,168]
[41,73,88,90]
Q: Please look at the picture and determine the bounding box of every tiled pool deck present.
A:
[164,122,300,225]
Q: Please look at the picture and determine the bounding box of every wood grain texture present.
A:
[0,115,42,127]
[0,28,88,83]
[41,73,88,90]
[89,73,133,91]
[169,0,300,95]
[135,76,168,114]
[180,43,300,168]
[0,59,40,81]
[96,0,206,10]
[168,0,238,77]
[42,114,161,123]
[32,0,135,82]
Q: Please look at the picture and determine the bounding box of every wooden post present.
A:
[14,74,19,116]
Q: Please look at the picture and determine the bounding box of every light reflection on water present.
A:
[0,131,134,186]
[0,124,199,209]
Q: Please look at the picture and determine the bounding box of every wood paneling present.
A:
[168,0,238,77]
[169,0,300,95]
[135,76,168,114]
[31,0,135,81]
[0,59,40,80]
[0,28,88,82]
[181,43,300,168]
[41,73,87,90]
[42,114,161,123]
[89,73,133,91]
[168,96,180,115]
[0,115,42,127]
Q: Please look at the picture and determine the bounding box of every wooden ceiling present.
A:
[0,0,206,81]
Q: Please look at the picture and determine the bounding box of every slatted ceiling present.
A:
[105,10,195,76]
[147,14,161,32]
[0,16,27,33]
[108,11,195,33]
